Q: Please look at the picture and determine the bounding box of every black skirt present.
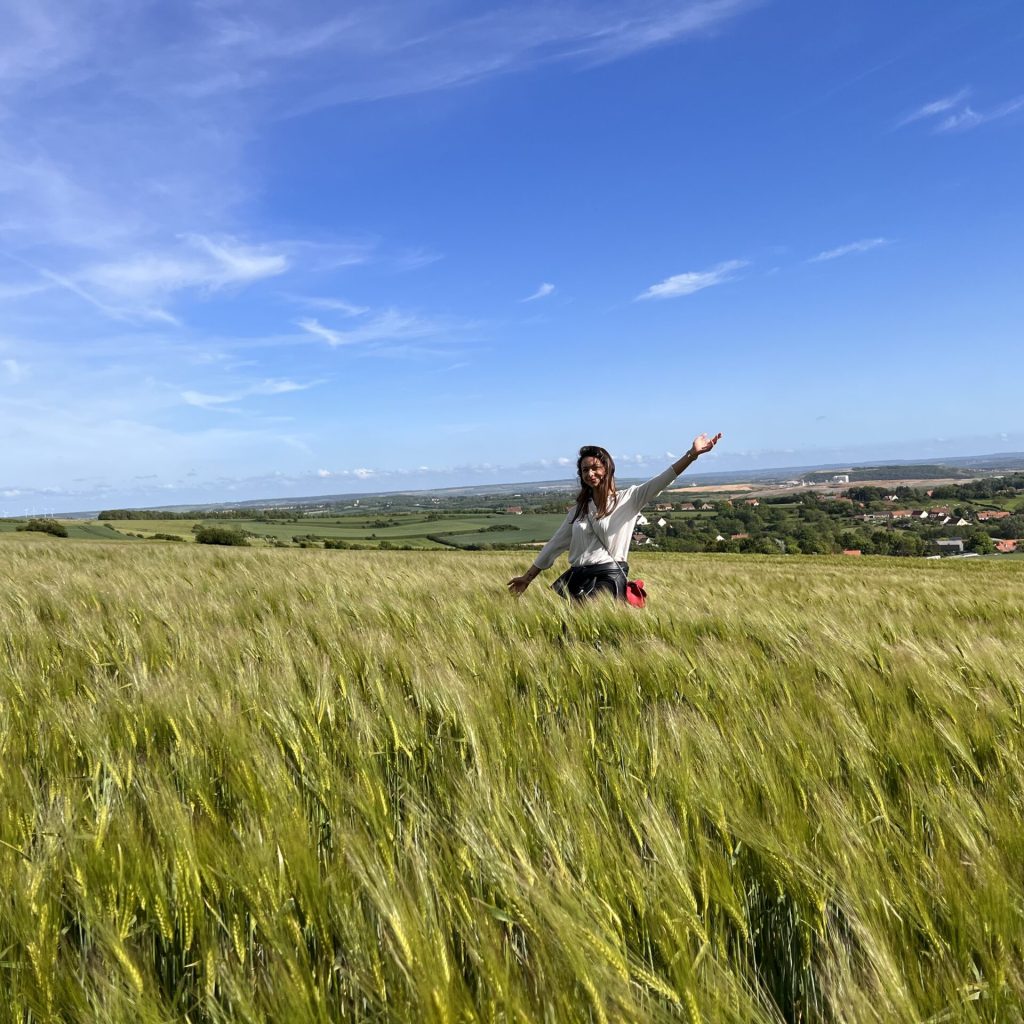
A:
[551,561,629,602]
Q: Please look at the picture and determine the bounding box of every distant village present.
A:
[502,470,1024,559]
[611,475,1024,558]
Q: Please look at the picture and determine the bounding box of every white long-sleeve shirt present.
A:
[532,464,679,570]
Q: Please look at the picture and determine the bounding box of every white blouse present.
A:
[532,464,679,570]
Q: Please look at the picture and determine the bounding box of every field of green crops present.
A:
[1,538,1021,1022]
[63,513,568,549]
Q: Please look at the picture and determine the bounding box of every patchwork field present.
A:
[1,539,1021,1022]
[79,513,569,549]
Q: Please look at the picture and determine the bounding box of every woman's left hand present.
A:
[690,432,722,456]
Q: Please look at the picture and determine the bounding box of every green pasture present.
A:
[0,519,137,542]
[1,540,1022,1022]
[975,496,1024,513]
[89,512,569,549]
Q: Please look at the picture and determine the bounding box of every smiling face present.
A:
[580,455,607,490]
[574,445,617,519]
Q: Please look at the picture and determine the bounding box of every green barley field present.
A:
[1,538,1021,1023]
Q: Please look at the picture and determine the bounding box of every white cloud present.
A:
[936,107,984,132]
[296,318,346,346]
[636,259,748,300]
[36,265,171,323]
[182,390,240,410]
[899,88,1024,134]
[809,237,890,263]
[522,282,555,302]
[0,279,51,302]
[897,89,970,127]
[295,296,370,317]
[3,358,25,381]
[296,309,450,348]
[277,1,754,113]
[181,377,317,409]
[254,379,309,395]
[353,468,374,479]
[393,247,443,271]
[81,235,289,302]
[317,468,333,477]
[936,96,1024,133]
[188,235,289,284]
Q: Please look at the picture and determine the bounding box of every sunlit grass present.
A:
[1,540,1021,1022]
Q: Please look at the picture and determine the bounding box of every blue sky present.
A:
[2,0,1023,514]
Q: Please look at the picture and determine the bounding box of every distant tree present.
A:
[712,539,740,553]
[966,531,995,555]
[836,530,863,552]
[992,515,1024,540]
[845,486,886,503]
[195,526,249,546]
[796,526,830,554]
[17,518,68,538]
[740,536,778,555]
[892,532,925,557]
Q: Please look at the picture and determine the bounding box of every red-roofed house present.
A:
[842,549,862,556]
[978,510,1011,521]
[995,539,1018,553]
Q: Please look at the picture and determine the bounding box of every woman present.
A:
[507,433,721,601]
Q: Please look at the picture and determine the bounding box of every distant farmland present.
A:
[8,512,569,549]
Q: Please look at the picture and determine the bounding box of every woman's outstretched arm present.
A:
[628,431,722,510]
[508,508,573,594]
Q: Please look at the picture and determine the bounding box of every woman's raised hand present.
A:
[690,432,722,456]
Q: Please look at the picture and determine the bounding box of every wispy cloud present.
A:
[522,282,555,302]
[636,259,748,300]
[296,309,463,349]
[0,279,51,302]
[81,235,289,302]
[899,88,1024,134]
[36,265,176,324]
[3,358,26,381]
[181,377,318,410]
[809,237,890,263]
[936,96,1024,133]
[897,89,970,128]
[291,296,370,317]
[277,1,755,113]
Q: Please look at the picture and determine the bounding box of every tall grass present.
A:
[0,540,1021,1022]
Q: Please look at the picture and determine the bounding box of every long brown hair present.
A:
[573,445,617,522]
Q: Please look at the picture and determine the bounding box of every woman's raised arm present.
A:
[628,432,722,510]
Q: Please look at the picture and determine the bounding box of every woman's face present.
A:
[580,456,606,489]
